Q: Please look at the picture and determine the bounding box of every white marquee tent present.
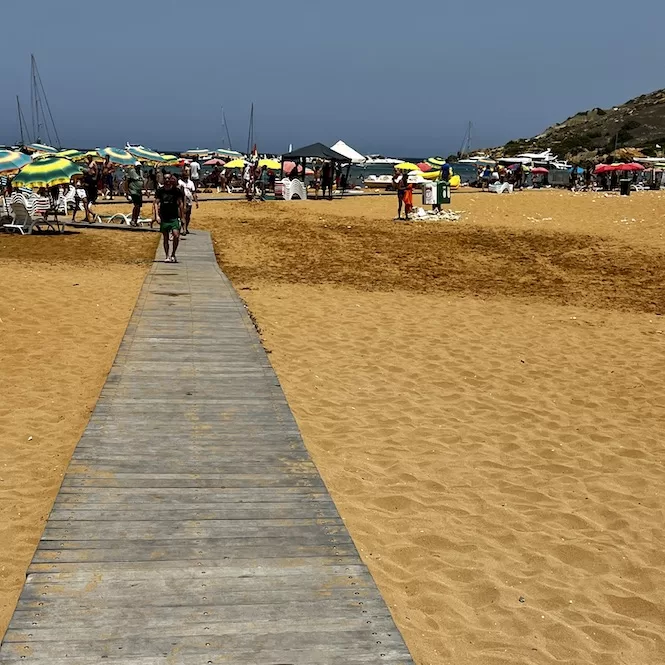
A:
[330,140,366,164]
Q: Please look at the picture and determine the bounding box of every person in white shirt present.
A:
[178,170,198,236]
[189,159,201,189]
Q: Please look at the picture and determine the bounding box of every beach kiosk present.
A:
[278,143,350,200]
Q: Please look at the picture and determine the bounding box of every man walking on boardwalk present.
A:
[124,161,144,226]
[153,173,184,263]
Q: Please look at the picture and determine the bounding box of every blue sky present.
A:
[2,0,664,156]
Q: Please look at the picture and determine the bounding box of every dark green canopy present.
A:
[281,143,348,161]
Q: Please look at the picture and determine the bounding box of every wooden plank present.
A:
[0,231,413,664]
[32,541,359,564]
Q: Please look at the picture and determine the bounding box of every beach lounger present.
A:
[3,195,61,234]
[4,197,40,234]
[104,212,154,226]
[0,196,12,222]
[488,182,514,194]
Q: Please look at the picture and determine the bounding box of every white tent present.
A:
[330,140,366,164]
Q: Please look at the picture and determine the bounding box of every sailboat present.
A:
[27,54,62,149]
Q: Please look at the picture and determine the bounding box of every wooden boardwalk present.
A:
[0,232,413,665]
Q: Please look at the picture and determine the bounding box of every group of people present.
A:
[60,158,198,262]
[125,161,199,262]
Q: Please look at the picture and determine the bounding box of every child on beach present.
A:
[403,178,414,220]
[71,178,87,222]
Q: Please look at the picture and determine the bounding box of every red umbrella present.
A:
[616,162,645,172]
[204,158,225,166]
[594,164,615,174]
[417,161,432,172]
[531,167,549,174]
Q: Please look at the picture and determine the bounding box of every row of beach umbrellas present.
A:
[0,145,185,188]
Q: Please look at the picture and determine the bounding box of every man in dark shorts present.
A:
[124,162,144,226]
[154,173,184,263]
[321,161,333,200]
[83,154,99,222]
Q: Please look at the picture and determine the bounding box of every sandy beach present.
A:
[194,190,665,664]
[0,230,156,636]
[1,189,664,665]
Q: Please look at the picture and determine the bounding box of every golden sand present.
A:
[1,191,664,665]
[195,190,665,665]
[0,230,156,636]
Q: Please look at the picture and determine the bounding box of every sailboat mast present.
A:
[29,54,62,148]
[30,55,37,141]
[17,97,25,145]
[222,107,233,150]
[458,121,472,157]
[246,103,254,155]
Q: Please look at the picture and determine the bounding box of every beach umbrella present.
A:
[127,145,167,163]
[54,149,87,162]
[531,167,549,174]
[594,164,615,174]
[616,162,645,172]
[224,158,246,169]
[216,148,243,158]
[417,162,433,172]
[426,157,445,167]
[259,158,281,170]
[25,143,58,154]
[395,162,421,171]
[204,158,225,166]
[12,156,83,189]
[182,149,210,158]
[161,154,180,165]
[0,150,32,174]
[97,147,136,165]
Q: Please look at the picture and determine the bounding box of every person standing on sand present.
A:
[403,176,413,220]
[321,161,333,200]
[312,164,322,199]
[189,158,201,190]
[154,173,184,263]
[178,170,198,235]
[83,154,99,222]
[124,162,144,227]
[393,167,405,219]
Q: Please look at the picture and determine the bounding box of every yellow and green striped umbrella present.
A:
[0,150,32,174]
[161,154,180,165]
[127,145,166,164]
[98,147,136,165]
[12,156,83,189]
[54,149,87,162]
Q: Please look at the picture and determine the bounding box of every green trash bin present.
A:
[423,180,451,206]
[437,180,451,204]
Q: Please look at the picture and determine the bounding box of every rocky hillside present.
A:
[493,89,665,162]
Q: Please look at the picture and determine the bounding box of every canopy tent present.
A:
[281,143,349,161]
[330,140,366,164]
[280,143,350,199]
